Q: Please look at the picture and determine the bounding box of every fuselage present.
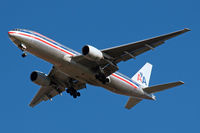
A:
[8,29,153,100]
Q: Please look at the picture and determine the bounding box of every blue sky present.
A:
[0,0,199,132]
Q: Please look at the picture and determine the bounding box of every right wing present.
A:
[125,97,142,109]
[29,67,86,107]
[29,86,64,107]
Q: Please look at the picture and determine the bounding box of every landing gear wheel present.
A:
[77,92,80,97]
[66,89,70,93]
[66,87,81,98]
[73,94,77,98]
[22,53,27,58]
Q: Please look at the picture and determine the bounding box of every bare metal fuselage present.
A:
[8,30,153,100]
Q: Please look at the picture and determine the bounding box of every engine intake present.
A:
[82,45,104,61]
[30,71,51,86]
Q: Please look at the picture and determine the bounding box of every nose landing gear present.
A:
[19,44,27,58]
[22,52,27,58]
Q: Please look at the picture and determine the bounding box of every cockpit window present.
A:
[12,29,21,31]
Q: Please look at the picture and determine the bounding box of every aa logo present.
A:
[137,72,147,85]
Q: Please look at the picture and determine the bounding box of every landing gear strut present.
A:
[19,44,27,58]
[66,87,81,98]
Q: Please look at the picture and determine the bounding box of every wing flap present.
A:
[143,81,184,94]
[115,41,164,63]
[29,86,50,107]
[125,97,142,109]
[30,85,67,107]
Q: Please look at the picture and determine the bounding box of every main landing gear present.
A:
[66,87,81,98]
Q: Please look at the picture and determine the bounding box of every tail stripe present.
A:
[115,72,140,87]
[112,73,139,89]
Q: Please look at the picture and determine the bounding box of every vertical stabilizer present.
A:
[131,63,152,88]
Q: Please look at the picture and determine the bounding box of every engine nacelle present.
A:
[30,71,51,86]
[82,45,104,61]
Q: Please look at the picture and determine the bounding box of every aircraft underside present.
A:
[8,28,189,109]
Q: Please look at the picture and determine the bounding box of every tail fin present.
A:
[131,62,152,88]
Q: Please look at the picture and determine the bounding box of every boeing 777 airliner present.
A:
[8,28,190,109]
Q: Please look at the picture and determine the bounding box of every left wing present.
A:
[29,67,86,107]
[73,28,190,77]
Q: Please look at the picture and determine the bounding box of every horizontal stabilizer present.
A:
[143,81,184,94]
[125,97,142,109]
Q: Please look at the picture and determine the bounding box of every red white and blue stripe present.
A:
[9,29,140,89]
[112,72,140,89]
[8,29,80,56]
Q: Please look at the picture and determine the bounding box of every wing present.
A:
[73,29,190,76]
[29,67,86,107]
[125,97,142,109]
[102,28,190,63]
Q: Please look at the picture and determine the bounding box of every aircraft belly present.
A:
[16,38,151,99]
[57,59,100,86]
[8,29,188,108]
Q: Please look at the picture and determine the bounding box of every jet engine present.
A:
[82,45,104,61]
[30,71,51,86]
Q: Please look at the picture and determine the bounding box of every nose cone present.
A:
[8,29,21,38]
[8,30,17,37]
[8,30,16,41]
[8,30,21,46]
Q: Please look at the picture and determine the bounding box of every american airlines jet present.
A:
[8,28,190,109]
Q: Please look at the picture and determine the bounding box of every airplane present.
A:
[8,28,190,109]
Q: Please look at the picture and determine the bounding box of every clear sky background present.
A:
[0,0,199,133]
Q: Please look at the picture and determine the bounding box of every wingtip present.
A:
[179,81,185,84]
[183,28,191,32]
[125,107,131,110]
[29,103,34,108]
